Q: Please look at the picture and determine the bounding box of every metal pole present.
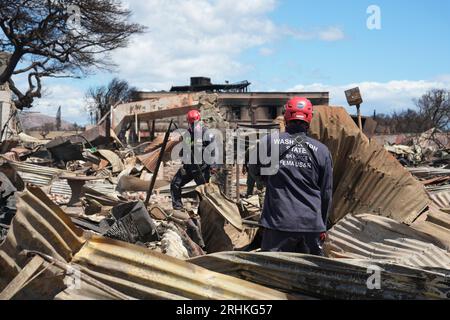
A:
[150,120,156,141]
[235,123,241,202]
[356,104,363,131]
[236,160,240,202]
[135,113,139,143]
[145,120,173,206]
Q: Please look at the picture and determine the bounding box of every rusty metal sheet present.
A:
[310,106,429,225]
[137,139,180,173]
[197,195,251,253]
[97,149,124,173]
[425,209,450,230]
[196,183,243,231]
[8,160,63,186]
[190,251,450,300]
[411,221,450,251]
[429,191,450,209]
[0,186,287,300]
[71,236,287,300]
[409,167,450,179]
[325,214,450,268]
[0,186,84,298]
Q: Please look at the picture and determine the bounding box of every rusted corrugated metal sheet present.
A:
[137,139,180,173]
[97,150,124,174]
[325,214,450,268]
[196,184,251,253]
[409,167,450,179]
[0,186,287,300]
[7,159,119,199]
[411,220,450,251]
[310,106,429,224]
[69,236,286,300]
[429,191,450,209]
[8,160,62,186]
[190,251,450,300]
[196,184,243,231]
[0,186,84,299]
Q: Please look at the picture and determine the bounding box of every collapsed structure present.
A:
[0,91,449,300]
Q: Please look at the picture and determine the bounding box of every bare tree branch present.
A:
[0,0,145,109]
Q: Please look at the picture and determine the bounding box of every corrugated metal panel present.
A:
[97,150,124,174]
[325,214,450,268]
[70,236,287,300]
[9,161,62,186]
[196,183,243,231]
[7,160,119,199]
[49,180,119,197]
[427,185,450,193]
[0,186,84,299]
[137,140,180,173]
[409,167,450,179]
[309,106,429,224]
[429,191,450,208]
[0,186,287,300]
[425,209,450,230]
[411,221,450,251]
[190,252,450,300]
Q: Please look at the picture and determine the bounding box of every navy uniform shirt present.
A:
[182,124,216,172]
[260,130,333,233]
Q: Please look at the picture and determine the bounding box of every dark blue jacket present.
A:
[181,125,216,172]
[259,130,333,233]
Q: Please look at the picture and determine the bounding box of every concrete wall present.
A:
[0,83,12,140]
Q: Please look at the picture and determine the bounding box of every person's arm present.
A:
[320,151,333,228]
[204,128,218,170]
[248,134,271,183]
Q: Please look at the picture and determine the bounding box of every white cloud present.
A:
[318,26,345,41]
[112,0,279,90]
[24,0,347,123]
[282,25,345,42]
[289,78,450,115]
[112,0,346,90]
[259,47,275,56]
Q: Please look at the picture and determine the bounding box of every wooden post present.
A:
[356,104,363,131]
[145,120,173,206]
[235,123,241,202]
[0,256,44,300]
[236,161,240,202]
[251,105,257,125]
[151,120,156,141]
[135,113,139,143]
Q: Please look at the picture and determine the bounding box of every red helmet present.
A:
[284,97,313,124]
[187,109,201,124]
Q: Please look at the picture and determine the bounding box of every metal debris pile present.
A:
[0,101,449,300]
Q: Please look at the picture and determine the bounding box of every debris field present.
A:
[0,93,449,300]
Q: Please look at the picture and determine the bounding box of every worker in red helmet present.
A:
[170,109,216,211]
[251,97,333,255]
[186,109,201,124]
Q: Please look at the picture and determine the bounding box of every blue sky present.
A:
[23,0,449,124]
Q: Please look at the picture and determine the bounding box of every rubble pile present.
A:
[0,127,213,259]
[0,103,449,300]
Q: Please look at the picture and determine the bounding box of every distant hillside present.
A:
[18,112,74,130]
